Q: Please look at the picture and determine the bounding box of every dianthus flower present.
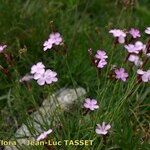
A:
[124,41,145,54]
[37,129,52,141]
[83,98,99,111]
[36,69,58,86]
[43,39,53,51]
[31,62,45,75]
[49,32,63,45]
[109,29,126,44]
[95,50,108,69]
[96,59,107,68]
[128,54,143,67]
[129,28,141,38]
[95,50,108,60]
[43,32,63,51]
[137,69,150,82]
[96,122,111,135]
[115,68,128,81]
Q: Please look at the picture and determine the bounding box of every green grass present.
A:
[0,0,149,149]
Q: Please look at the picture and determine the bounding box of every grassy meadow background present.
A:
[0,0,149,149]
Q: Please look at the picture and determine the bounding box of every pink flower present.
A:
[31,62,58,86]
[137,69,150,82]
[124,41,145,54]
[109,29,126,44]
[43,32,63,51]
[83,98,99,111]
[115,68,128,81]
[96,122,111,135]
[129,28,141,38]
[124,44,137,53]
[95,50,108,60]
[19,74,33,82]
[134,41,145,51]
[96,59,107,68]
[49,32,63,45]
[37,69,58,86]
[95,50,108,69]
[43,39,53,51]
[37,129,52,141]
[31,62,45,75]
[109,29,126,37]
[145,27,150,34]
[0,45,7,53]
[128,54,143,66]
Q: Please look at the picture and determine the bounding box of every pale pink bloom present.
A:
[134,41,145,51]
[83,98,99,111]
[95,50,108,68]
[37,69,58,86]
[124,44,136,53]
[43,32,63,51]
[145,27,150,34]
[96,59,107,68]
[129,28,141,38]
[96,122,111,135]
[124,41,145,54]
[19,74,33,82]
[109,29,126,37]
[43,39,53,51]
[0,45,7,53]
[95,50,108,60]
[137,69,150,82]
[31,62,45,75]
[115,68,128,81]
[37,129,52,141]
[128,55,143,66]
[109,29,126,44]
[49,32,63,45]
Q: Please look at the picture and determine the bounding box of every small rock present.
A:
[5,87,86,150]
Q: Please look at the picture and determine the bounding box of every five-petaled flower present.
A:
[124,41,145,54]
[95,50,108,60]
[109,29,126,43]
[31,62,45,75]
[37,129,53,141]
[95,50,108,69]
[43,32,63,51]
[137,69,150,82]
[84,98,99,111]
[96,122,111,135]
[31,62,58,86]
[115,68,128,81]
[36,69,58,86]
[49,32,63,45]
[0,44,7,53]
[43,39,53,51]
[129,28,141,38]
[128,54,143,67]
